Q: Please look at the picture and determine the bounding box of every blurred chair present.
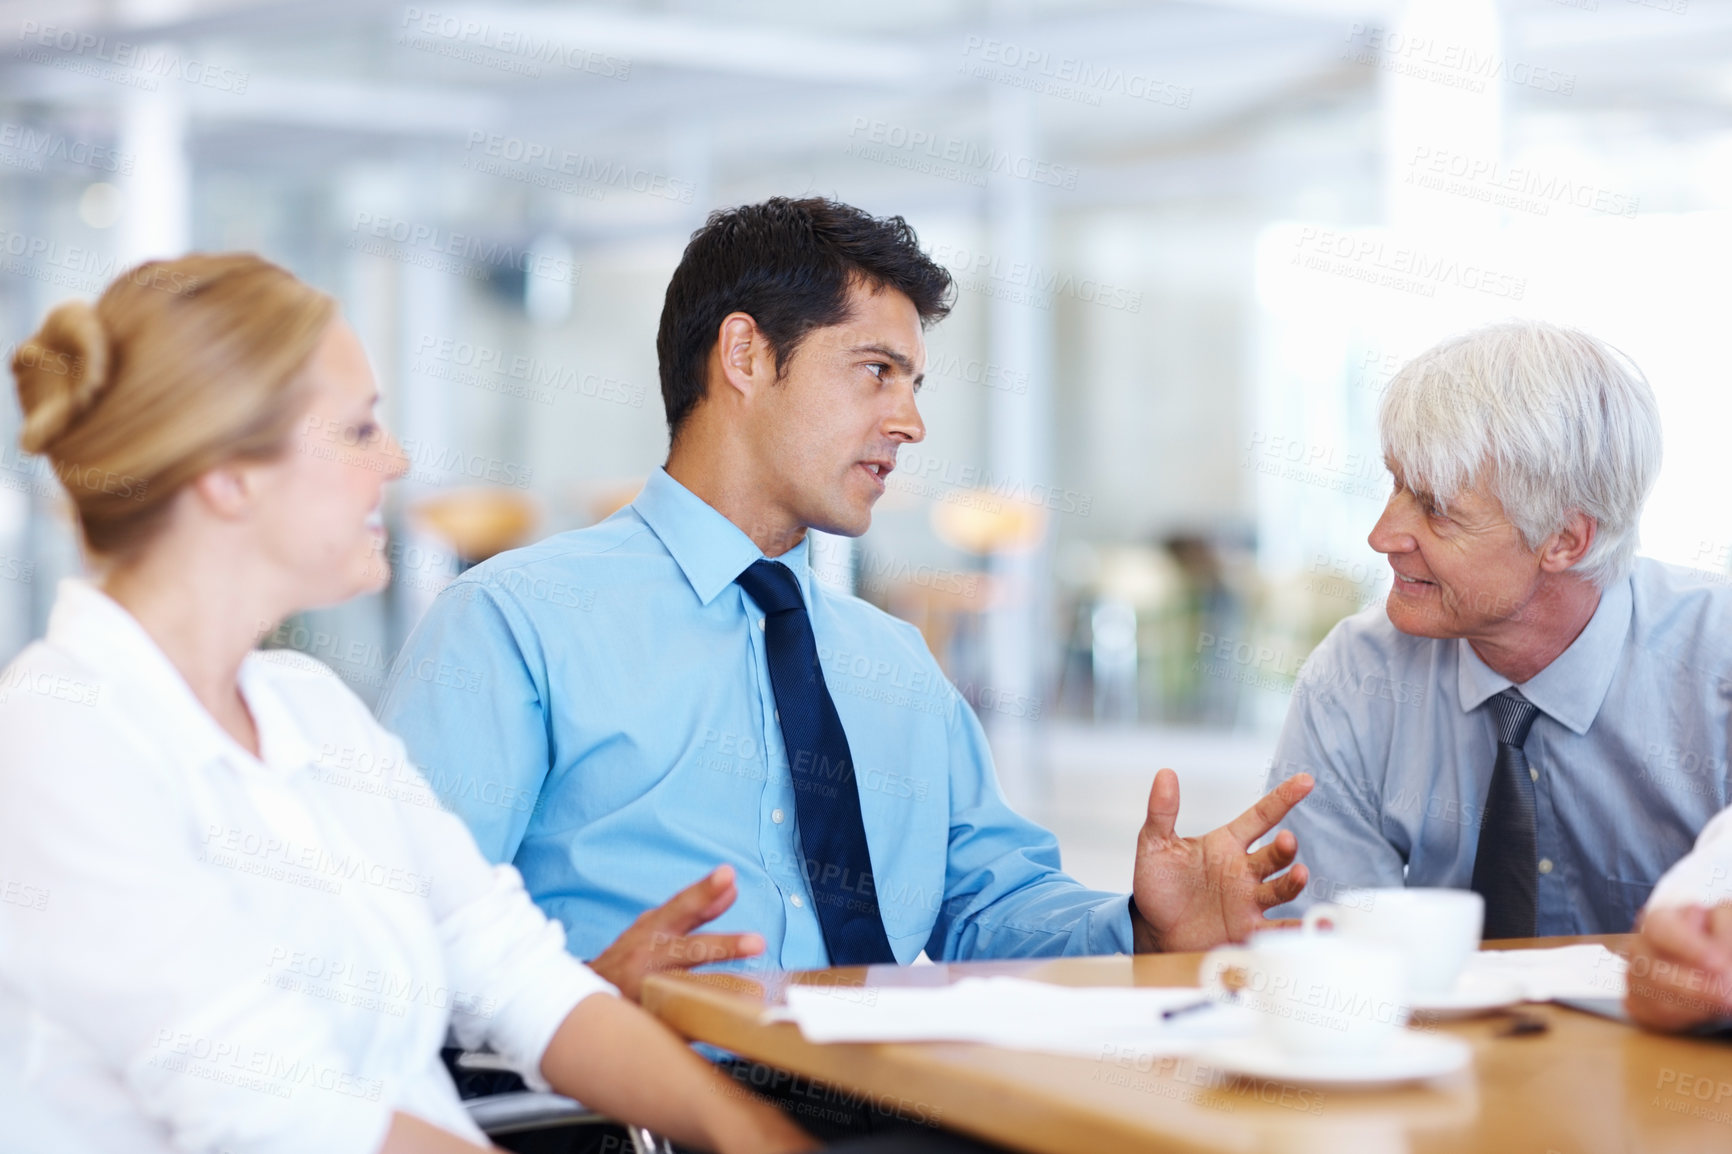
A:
[917,493,1047,688]
[929,495,1045,556]
[1083,545,1184,724]
[1160,533,1251,727]
[412,488,539,568]
[453,1048,672,1153]
[577,477,648,526]
[1231,557,1373,730]
[878,572,999,679]
[1089,599,1139,723]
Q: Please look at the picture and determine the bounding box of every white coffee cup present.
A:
[1198,929,1409,1059]
[1302,888,1484,996]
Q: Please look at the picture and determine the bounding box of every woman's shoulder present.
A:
[0,639,123,747]
[247,647,376,717]
[245,647,412,768]
[0,640,179,829]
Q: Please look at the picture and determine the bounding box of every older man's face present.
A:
[1368,462,1548,641]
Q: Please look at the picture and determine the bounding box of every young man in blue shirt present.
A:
[379,197,1313,1004]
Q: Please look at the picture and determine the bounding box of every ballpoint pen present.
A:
[1161,998,1219,1021]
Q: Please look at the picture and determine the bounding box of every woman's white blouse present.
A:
[0,580,616,1153]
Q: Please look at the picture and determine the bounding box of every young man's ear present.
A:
[1540,511,1597,574]
[714,312,776,402]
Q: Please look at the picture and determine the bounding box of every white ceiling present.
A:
[1,0,1729,231]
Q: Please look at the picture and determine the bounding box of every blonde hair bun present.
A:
[14,300,111,454]
[9,254,333,559]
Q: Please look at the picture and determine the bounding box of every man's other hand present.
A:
[587,865,766,1002]
[1627,903,1732,1033]
[1131,769,1313,954]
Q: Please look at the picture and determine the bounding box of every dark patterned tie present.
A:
[1472,689,1542,939]
[735,559,895,965]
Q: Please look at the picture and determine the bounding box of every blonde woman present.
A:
[0,254,815,1154]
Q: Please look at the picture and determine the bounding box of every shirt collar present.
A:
[1455,573,1634,736]
[631,468,815,606]
[46,577,316,775]
[240,657,319,772]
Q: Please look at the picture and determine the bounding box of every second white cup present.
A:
[1199,929,1410,1059]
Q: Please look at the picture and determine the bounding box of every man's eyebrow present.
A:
[848,342,919,379]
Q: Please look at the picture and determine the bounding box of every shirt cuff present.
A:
[439,865,620,1093]
[1083,892,1136,955]
[488,966,617,1093]
[1646,855,1732,912]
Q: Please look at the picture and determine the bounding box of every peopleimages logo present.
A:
[925,242,1141,314]
[1290,226,1527,301]
[397,8,630,79]
[846,118,1079,190]
[347,212,581,286]
[891,449,1093,515]
[413,334,645,408]
[1342,24,1575,96]
[399,439,535,489]
[460,132,694,204]
[0,122,134,173]
[1404,146,1638,219]
[15,21,250,93]
[959,36,1192,109]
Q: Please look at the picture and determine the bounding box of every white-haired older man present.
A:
[1267,320,1732,938]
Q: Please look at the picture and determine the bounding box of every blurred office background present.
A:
[1,0,1727,889]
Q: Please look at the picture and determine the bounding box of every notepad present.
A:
[1463,944,1627,1001]
[767,977,1251,1056]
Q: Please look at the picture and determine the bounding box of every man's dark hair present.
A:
[656,196,954,440]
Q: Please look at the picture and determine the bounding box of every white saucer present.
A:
[1198,1031,1472,1088]
[1408,973,1525,1019]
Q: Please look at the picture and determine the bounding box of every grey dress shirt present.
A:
[1267,558,1732,935]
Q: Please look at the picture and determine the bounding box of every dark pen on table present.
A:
[1163,998,1223,1022]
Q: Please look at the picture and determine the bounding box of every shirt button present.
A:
[790,894,805,909]
[758,618,766,631]
[1529,767,1539,782]
[772,808,785,824]
[1538,858,1554,875]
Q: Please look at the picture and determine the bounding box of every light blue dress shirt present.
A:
[1267,558,1732,935]
[378,468,1132,968]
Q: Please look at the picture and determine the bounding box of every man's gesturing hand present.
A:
[1130,769,1313,954]
[587,865,766,1002]
[1626,903,1732,1033]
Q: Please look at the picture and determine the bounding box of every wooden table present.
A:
[644,935,1732,1154]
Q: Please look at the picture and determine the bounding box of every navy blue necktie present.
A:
[736,559,895,965]
[1471,690,1542,939]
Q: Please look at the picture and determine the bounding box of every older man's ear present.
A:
[1538,512,1596,574]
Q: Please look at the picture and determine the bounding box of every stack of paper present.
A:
[770,946,1629,1055]
[769,978,1250,1056]
[1464,944,1628,1000]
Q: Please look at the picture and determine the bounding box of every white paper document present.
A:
[1465,944,1627,1001]
[772,946,1628,1055]
[769,977,1250,1057]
